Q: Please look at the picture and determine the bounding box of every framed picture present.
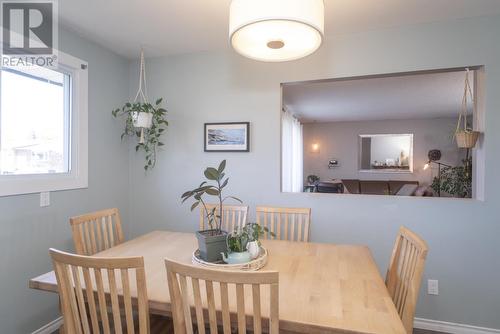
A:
[204,122,250,152]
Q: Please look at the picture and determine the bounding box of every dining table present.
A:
[29,230,406,334]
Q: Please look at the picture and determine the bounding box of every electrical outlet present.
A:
[427,279,439,295]
[40,192,50,207]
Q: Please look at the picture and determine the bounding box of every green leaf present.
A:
[225,196,242,203]
[205,188,220,196]
[204,167,219,180]
[181,190,193,198]
[158,142,164,146]
[221,178,229,189]
[218,160,226,173]
[155,98,163,105]
[135,145,140,152]
[190,201,200,211]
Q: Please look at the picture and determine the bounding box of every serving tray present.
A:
[191,247,268,271]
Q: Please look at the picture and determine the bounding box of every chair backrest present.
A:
[199,204,249,232]
[255,206,311,242]
[385,226,429,334]
[165,259,279,334]
[70,208,124,255]
[50,248,149,334]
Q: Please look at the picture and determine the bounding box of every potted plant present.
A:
[244,223,274,259]
[455,69,479,149]
[181,160,242,262]
[112,98,168,170]
[221,227,251,264]
[431,157,472,198]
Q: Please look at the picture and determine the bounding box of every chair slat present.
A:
[205,280,218,334]
[220,282,231,334]
[192,278,206,334]
[121,268,135,334]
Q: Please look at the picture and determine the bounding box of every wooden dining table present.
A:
[29,230,406,334]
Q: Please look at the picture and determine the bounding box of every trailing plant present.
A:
[112,98,168,170]
[431,157,472,198]
[226,228,249,253]
[181,160,242,235]
[244,223,275,245]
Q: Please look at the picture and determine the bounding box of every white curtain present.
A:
[282,109,303,192]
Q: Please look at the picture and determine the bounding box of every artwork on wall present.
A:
[204,122,250,152]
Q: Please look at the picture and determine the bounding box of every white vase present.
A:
[132,112,153,128]
[247,241,260,260]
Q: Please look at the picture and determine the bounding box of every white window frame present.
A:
[0,51,88,196]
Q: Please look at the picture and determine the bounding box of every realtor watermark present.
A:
[1,0,58,68]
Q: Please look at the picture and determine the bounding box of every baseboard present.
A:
[31,317,63,334]
[415,317,500,334]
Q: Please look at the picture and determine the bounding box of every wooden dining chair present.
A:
[199,204,249,232]
[165,259,279,334]
[50,248,151,334]
[70,208,125,255]
[385,226,429,334]
[256,206,311,242]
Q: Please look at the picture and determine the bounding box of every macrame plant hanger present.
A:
[134,49,149,144]
[456,68,474,135]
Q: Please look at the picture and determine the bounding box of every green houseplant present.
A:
[112,98,168,171]
[181,160,242,262]
[244,223,274,259]
[431,157,472,198]
[221,227,251,264]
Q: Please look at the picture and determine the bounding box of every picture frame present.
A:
[204,122,250,152]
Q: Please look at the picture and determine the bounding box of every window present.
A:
[0,51,88,196]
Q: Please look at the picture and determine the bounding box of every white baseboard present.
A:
[415,317,500,334]
[31,317,63,334]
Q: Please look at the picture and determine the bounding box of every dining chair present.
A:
[255,206,311,242]
[50,248,152,334]
[165,259,279,334]
[199,204,249,232]
[70,208,124,255]
[385,226,429,334]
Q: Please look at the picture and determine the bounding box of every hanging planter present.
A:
[455,68,479,149]
[112,50,168,170]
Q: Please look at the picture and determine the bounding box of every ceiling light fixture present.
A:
[229,0,325,62]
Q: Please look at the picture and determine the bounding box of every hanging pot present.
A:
[456,130,479,149]
[132,112,153,128]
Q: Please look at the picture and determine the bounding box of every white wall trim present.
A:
[31,317,63,334]
[415,317,500,334]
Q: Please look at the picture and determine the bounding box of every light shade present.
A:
[229,0,324,62]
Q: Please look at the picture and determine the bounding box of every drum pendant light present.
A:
[229,0,325,62]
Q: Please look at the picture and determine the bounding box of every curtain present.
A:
[282,109,303,192]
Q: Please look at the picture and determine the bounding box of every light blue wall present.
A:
[128,16,500,329]
[0,29,130,333]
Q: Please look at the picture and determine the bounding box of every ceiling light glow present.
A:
[229,0,325,62]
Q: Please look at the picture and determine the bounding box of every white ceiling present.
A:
[58,0,500,59]
[282,70,473,123]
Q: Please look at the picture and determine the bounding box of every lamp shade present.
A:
[229,0,325,62]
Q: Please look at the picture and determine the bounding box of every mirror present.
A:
[359,134,413,173]
[281,68,480,198]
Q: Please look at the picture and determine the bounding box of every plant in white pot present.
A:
[112,49,168,171]
[112,98,168,170]
[455,68,479,149]
[222,227,251,264]
[181,160,242,262]
[244,223,275,259]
